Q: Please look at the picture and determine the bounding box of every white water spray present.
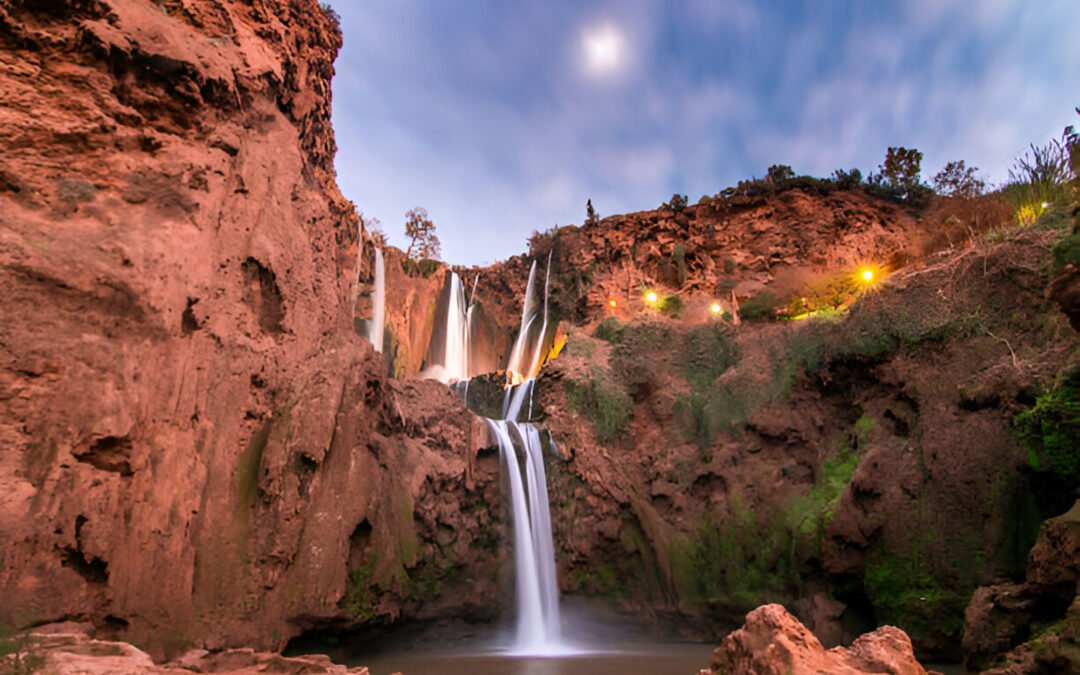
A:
[422,271,472,383]
[506,251,554,384]
[487,417,565,654]
[367,247,385,353]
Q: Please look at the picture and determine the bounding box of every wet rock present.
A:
[708,604,930,675]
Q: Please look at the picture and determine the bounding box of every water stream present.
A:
[367,247,385,353]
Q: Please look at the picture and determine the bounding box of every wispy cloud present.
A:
[327,0,1080,264]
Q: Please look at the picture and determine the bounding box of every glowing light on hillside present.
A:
[854,263,885,295]
[582,24,624,76]
[1041,202,1050,209]
[709,302,723,316]
[607,297,618,310]
[644,290,659,306]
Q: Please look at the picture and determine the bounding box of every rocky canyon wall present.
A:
[0,0,499,657]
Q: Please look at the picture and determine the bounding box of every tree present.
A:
[404,207,440,260]
[870,146,930,203]
[767,164,795,184]
[585,199,599,226]
[666,193,688,212]
[931,160,986,198]
[831,168,862,189]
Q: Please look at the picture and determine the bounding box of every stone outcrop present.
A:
[2,626,369,674]
[963,500,1080,673]
[0,0,499,658]
[706,604,929,675]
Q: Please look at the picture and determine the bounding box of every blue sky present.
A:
[326,0,1080,265]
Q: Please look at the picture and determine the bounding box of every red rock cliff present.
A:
[0,0,497,657]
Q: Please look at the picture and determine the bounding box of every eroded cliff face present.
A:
[0,0,499,657]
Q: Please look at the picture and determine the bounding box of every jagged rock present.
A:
[2,630,369,674]
[707,604,930,675]
[963,501,1080,672]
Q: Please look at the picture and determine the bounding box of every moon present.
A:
[582,24,624,76]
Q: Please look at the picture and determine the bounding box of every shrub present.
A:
[1015,374,1080,484]
[831,168,863,189]
[1003,130,1076,228]
[767,164,796,185]
[932,160,986,198]
[404,207,441,260]
[667,193,689,212]
[1052,232,1080,269]
[740,290,781,321]
[527,226,560,257]
[566,369,633,442]
[681,323,736,391]
[585,199,599,226]
[594,317,624,342]
[659,294,684,316]
[868,147,932,205]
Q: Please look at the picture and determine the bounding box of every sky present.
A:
[326,0,1080,266]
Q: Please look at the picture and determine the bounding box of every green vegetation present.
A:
[566,368,633,442]
[831,167,862,189]
[674,387,748,447]
[665,193,688,212]
[527,225,561,258]
[339,557,379,621]
[1015,373,1080,486]
[669,503,797,616]
[658,294,684,316]
[739,290,781,321]
[1004,134,1074,225]
[931,160,985,198]
[866,146,932,205]
[1051,231,1080,270]
[403,207,441,261]
[593,316,623,342]
[863,553,967,640]
[786,442,861,546]
[681,323,736,390]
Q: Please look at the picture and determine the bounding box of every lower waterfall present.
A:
[486,415,565,654]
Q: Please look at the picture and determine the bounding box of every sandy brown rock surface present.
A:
[707,603,929,675]
[0,0,499,658]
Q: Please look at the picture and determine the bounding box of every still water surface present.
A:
[359,643,714,675]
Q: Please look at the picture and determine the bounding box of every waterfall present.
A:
[422,271,472,383]
[487,417,563,654]
[506,251,553,384]
[367,247,385,353]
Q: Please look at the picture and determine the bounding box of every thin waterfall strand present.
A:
[367,247,385,353]
[486,418,564,654]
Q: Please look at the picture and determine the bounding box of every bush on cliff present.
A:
[566,368,633,442]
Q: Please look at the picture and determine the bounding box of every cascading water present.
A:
[367,247,385,353]
[422,271,472,383]
[422,254,570,653]
[506,251,554,384]
[486,416,564,654]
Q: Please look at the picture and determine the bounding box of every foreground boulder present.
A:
[707,604,929,675]
[2,628,369,674]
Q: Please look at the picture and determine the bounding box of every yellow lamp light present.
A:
[607,297,618,309]
[860,268,874,283]
[709,302,722,316]
[644,290,658,305]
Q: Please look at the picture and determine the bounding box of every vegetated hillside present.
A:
[532,222,1077,661]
